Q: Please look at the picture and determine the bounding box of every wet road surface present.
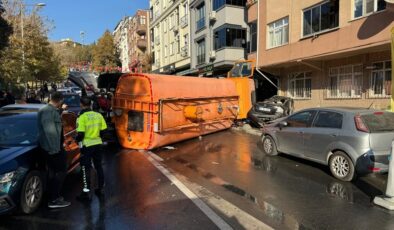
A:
[2,129,394,229]
[0,147,218,230]
[153,129,394,230]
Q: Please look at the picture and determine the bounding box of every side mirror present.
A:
[278,121,288,128]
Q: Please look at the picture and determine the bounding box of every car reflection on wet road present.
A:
[1,130,394,230]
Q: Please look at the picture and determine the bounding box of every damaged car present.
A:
[247,96,294,128]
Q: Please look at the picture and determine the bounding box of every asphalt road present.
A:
[0,147,218,230]
[153,129,394,230]
[1,129,394,230]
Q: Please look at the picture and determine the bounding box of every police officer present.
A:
[76,96,107,201]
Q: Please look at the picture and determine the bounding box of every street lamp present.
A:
[20,2,46,91]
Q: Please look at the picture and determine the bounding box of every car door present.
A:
[303,110,343,162]
[276,110,317,156]
[62,112,80,172]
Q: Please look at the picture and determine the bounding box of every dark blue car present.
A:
[0,104,80,214]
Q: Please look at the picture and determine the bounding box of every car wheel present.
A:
[20,171,44,214]
[329,151,355,182]
[261,135,278,156]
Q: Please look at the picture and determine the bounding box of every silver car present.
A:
[261,107,394,181]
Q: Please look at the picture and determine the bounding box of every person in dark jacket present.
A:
[37,92,71,209]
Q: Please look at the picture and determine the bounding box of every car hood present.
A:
[0,146,37,173]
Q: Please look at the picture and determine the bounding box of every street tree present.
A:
[0,0,13,52]
[92,30,120,70]
[0,0,63,89]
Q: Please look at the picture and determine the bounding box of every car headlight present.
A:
[0,172,16,184]
[0,171,17,193]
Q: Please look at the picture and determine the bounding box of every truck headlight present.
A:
[114,109,123,116]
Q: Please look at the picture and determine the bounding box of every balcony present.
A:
[137,39,147,50]
[246,0,258,8]
[136,24,147,35]
[180,15,188,28]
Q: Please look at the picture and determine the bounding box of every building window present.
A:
[140,16,146,25]
[288,72,312,99]
[214,27,246,50]
[213,0,246,11]
[163,20,167,33]
[164,45,168,57]
[169,14,173,29]
[328,65,363,99]
[268,17,289,48]
[249,21,257,53]
[303,0,339,37]
[183,3,189,16]
[354,0,386,18]
[196,3,206,31]
[197,39,206,65]
[370,61,391,98]
[170,43,174,55]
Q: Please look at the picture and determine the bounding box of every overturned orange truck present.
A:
[112,60,255,150]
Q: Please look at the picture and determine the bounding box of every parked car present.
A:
[260,107,393,181]
[248,96,294,128]
[0,104,80,214]
[62,93,81,115]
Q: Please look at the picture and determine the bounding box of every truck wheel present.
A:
[329,151,355,182]
[20,171,44,214]
[261,135,278,156]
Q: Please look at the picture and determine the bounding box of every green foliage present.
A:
[0,0,62,88]
[0,1,13,51]
[92,30,120,70]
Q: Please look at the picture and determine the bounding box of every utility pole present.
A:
[20,2,46,92]
[80,31,85,46]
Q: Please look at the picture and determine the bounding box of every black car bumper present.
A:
[0,194,16,214]
[355,151,389,175]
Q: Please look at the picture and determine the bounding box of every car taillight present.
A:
[354,115,369,133]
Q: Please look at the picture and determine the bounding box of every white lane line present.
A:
[144,151,233,230]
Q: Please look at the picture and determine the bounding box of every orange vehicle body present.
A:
[112,73,240,150]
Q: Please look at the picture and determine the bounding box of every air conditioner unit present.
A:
[209,51,216,59]
[181,50,187,57]
[209,11,217,21]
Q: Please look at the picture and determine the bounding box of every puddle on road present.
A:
[173,156,312,229]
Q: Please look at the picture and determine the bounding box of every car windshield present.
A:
[362,112,394,132]
[0,114,38,146]
[63,95,80,107]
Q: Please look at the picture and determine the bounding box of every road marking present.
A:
[144,151,233,230]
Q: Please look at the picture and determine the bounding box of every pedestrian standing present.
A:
[37,92,71,209]
[76,96,107,201]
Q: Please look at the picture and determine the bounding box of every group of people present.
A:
[38,92,107,208]
[0,90,15,107]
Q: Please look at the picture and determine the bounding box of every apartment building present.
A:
[256,0,393,111]
[150,0,191,74]
[189,0,249,77]
[128,10,151,72]
[113,17,131,72]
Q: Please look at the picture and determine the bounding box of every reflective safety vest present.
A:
[77,111,107,147]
